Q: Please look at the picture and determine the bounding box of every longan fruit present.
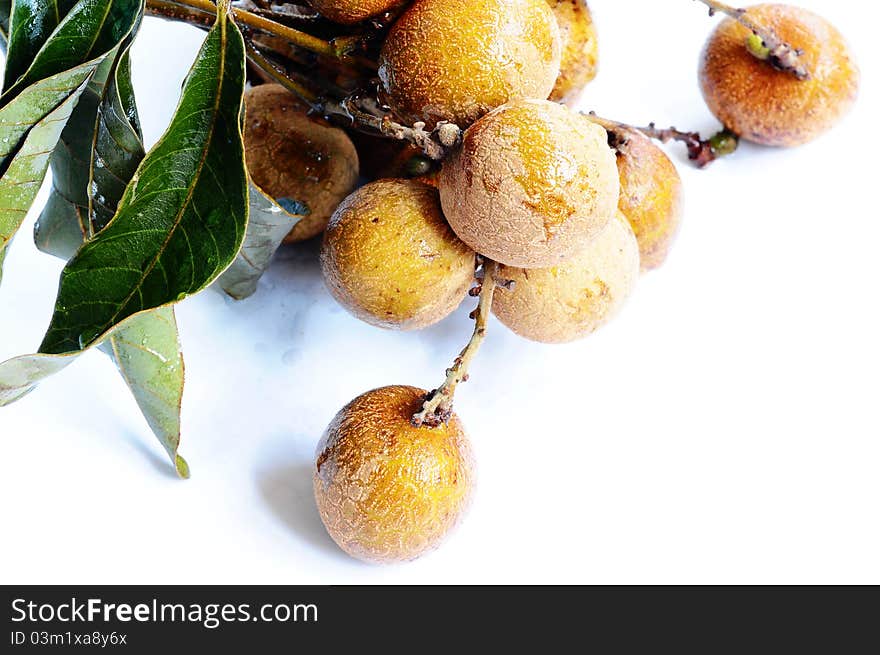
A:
[308,0,405,24]
[699,4,859,147]
[244,84,360,243]
[609,125,683,271]
[321,179,475,330]
[492,212,640,344]
[548,0,599,104]
[314,385,475,564]
[439,99,619,269]
[378,0,562,128]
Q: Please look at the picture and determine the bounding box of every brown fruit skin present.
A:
[321,179,475,330]
[548,0,599,105]
[612,126,683,271]
[314,386,475,564]
[378,0,562,128]
[439,99,619,269]
[308,0,405,24]
[699,4,859,147]
[492,212,640,344]
[244,84,359,243]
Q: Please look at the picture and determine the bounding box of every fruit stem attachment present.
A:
[412,259,500,428]
[694,0,810,80]
[587,113,738,168]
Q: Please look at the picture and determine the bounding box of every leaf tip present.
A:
[174,454,191,479]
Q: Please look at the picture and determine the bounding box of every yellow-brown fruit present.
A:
[321,179,475,330]
[244,84,359,243]
[548,0,599,104]
[378,0,562,128]
[308,0,404,24]
[314,385,475,564]
[439,99,619,269]
[699,4,859,147]
[611,126,683,270]
[492,212,640,343]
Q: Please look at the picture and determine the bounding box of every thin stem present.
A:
[412,260,499,428]
[695,0,810,80]
[146,0,215,27]
[587,113,737,168]
[245,41,320,103]
[146,0,365,63]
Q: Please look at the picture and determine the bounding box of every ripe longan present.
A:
[440,99,619,269]
[548,0,599,104]
[378,0,562,128]
[321,179,475,330]
[492,212,640,344]
[308,0,404,24]
[314,385,476,564]
[699,4,859,147]
[609,125,683,270]
[244,84,359,242]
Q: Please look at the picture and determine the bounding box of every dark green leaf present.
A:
[1,0,142,103]
[38,6,248,355]
[2,0,78,89]
[0,64,96,273]
[217,182,302,300]
[0,0,12,51]
[34,42,189,478]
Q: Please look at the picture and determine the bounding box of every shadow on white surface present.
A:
[256,461,351,563]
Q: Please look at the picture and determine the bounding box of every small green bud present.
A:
[709,130,739,157]
[405,155,433,178]
[746,32,770,60]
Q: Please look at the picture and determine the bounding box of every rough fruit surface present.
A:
[548,0,599,104]
[244,84,359,243]
[378,0,562,127]
[321,179,475,330]
[492,213,640,343]
[611,126,683,270]
[440,99,619,269]
[314,385,475,564]
[699,3,859,147]
[308,0,404,24]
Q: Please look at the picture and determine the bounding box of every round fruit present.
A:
[492,212,640,343]
[610,125,683,270]
[378,0,562,128]
[548,0,599,104]
[321,179,475,330]
[439,99,619,269]
[314,385,476,564]
[699,3,859,147]
[244,84,359,243]
[308,0,404,24]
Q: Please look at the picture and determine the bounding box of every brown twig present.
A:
[695,0,810,80]
[587,113,738,168]
[146,0,366,63]
[412,260,500,428]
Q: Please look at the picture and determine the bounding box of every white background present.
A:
[1,0,878,584]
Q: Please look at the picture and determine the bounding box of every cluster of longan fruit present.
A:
[242,0,858,563]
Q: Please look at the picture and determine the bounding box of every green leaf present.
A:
[38,5,248,355]
[216,182,303,300]
[2,0,78,89]
[0,64,96,274]
[2,0,142,102]
[0,0,142,278]
[34,43,189,478]
[0,0,11,51]
[101,307,188,478]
